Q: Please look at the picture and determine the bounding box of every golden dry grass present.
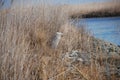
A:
[0,1,119,80]
[0,3,90,80]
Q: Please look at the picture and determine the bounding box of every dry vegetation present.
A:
[61,1,120,18]
[0,1,120,80]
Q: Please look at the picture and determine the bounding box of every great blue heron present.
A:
[52,32,63,49]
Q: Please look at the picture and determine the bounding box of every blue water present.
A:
[79,17,120,45]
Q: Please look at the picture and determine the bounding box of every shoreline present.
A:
[91,36,120,55]
[71,12,120,18]
[79,16,120,20]
[61,1,120,18]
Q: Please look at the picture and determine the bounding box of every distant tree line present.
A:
[71,11,120,18]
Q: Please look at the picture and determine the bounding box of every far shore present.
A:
[61,1,120,18]
[71,11,120,18]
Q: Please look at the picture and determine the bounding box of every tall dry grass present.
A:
[0,1,119,80]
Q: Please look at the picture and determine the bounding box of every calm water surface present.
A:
[79,17,120,45]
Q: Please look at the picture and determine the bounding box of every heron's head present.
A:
[55,32,63,40]
[56,32,63,36]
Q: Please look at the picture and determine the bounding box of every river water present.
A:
[78,17,120,45]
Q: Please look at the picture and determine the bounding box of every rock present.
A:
[93,37,120,55]
[108,52,120,58]
[63,50,90,66]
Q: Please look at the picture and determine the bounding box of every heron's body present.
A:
[52,32,63,49]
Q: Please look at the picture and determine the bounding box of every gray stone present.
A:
[63,50,90,66]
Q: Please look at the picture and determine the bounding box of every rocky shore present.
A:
[92,37,120,56]
[62,37,120,79]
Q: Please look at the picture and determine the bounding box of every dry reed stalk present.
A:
[41,56,51,80]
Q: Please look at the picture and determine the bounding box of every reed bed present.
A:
[0,1,119,80]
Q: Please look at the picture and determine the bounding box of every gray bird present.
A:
[52,32,63,49]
